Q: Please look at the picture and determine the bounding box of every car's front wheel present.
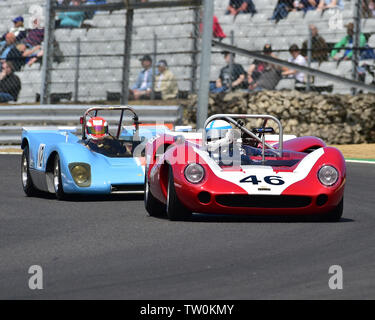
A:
[53,154,67,200]
[166,166,192,221]
[144,169,165,217]
[21,146,39,196]
[323,198,344,222]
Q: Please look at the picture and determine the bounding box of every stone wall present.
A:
[180,91,375,145]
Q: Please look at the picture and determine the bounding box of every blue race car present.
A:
[21,106,168,199]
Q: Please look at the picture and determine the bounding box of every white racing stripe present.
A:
[194,147,324,195]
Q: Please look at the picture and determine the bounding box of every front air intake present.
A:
[215,195,312,208]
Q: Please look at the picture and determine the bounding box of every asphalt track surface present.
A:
[0,154,374,300]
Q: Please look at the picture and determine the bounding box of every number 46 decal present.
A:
[240,175,285,185]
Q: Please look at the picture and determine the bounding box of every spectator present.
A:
[130,55,153,100]
[270,0,294,22]
[296,0,320,12]
[57,0,86,28]
[317,0,344,11]
[301,24,329,63]
[1,16,27,43]
[247,44,278,86]
[154,60,178,100]
[331,22,366,61]
[249,67,282,92]
[16,43,43,67]
[22,18,44,48]
[226,0,257,16]
[84,0,107,20]
[0,61,21,102]
[282,44,307,83]
[210,51,247,93]
[0,33,17,61]
[362,0,374,17]
[367,0,375,17]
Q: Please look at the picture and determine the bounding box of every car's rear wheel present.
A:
[144,169,165,217]
[53,154,67,200]
[21,146,39,196]
[166,166,192,221]
[323,198,344,222]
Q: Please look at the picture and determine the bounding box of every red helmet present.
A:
[86,117,109,140]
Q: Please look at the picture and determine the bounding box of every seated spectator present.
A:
[249,67,282,92]
[16,43,43,67]
[0,61,21,102]
[0,33,17,61]
[317,0,344,11]
[154,60,178,100]
[247,44,277,85]
[282,44,307,83]
[0,33,26,72]
[361,0,373,17]
[22,19,44,48]
[301,24,329,63]
[248,45,282,92]
[84,0,107,20]
[270,0,294,22]
[1,16,27,43]
[226,0,257,16]
[56,0,86,28]
[130,55,153,100]
[331,22,366,61]
[296,0,320,12]
[210,51,247,93]
[365,0,375,17]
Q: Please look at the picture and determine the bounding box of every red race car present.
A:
[144,114,346,221]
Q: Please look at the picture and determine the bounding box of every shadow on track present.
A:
[25,192,144,202]
[151,214,354,223]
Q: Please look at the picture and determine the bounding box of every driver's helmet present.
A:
[86,117,109,140]
[206,119,232,142]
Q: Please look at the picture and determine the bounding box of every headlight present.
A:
[184,163,205,184]
[318,165,339,186]
[69,163,91,187]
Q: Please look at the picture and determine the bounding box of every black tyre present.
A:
[166,166,192,221]
[144,170,166,217]
[21,146,39,196]
[323,198,344,222]
[53,154,67,200]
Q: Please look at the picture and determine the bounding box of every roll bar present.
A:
[81,106,139,140]
[203,114,283,158]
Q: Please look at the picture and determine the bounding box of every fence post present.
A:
[121,8,134,105]
[151,33,157,100]
[190,7,200,94]
[228,30,234,92]
[41,0,55,104]
[306,26,312,91]
[352,0,361,95]
[74,38,81,102]
[197,0,213,129]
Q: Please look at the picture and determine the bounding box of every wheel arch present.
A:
[46,151,58,173]
[21,137,29,150]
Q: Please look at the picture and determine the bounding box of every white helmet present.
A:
[206,119,232,142]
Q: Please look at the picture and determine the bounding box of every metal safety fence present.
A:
[0,104,183,144]
[0,0,374,107]
[206,0,375,96]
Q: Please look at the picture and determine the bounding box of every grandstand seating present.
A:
[0,0,374,103]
